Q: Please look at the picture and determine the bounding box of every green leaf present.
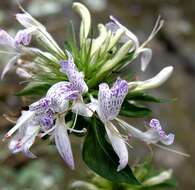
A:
[120,101,151,118]
[82,119,140,185]
[16,82,52,96]
[126,92,177,103]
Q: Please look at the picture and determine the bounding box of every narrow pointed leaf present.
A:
[126,92,177,103]
[16,82,52,96]
[120,101,151,118]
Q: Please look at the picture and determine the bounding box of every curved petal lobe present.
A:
[105,122,128,171]
[54,116,75,170]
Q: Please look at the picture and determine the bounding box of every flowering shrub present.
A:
[0,2,188,188]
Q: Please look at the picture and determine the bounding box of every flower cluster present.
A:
[1,2,185,185]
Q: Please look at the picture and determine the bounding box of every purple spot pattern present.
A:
[98,79,128,121]
[59,51,88,95]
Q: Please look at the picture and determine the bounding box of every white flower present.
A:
[96,79,129,171]
[117,118,175,145]
[16,7,65,57]
[0,28,33,79]
[106,16,164,71]
[73,2,91,46]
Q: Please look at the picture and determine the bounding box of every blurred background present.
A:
[0,0,195,189]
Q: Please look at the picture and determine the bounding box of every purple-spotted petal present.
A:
[14,29,32,46]
[105,122,128,171]
[29,97,54,112]
[0,29,15,48]
[54,116,74,170]
[98,79,128,122]
[149,118,175,145]
[39,109,55,129]
[117,118,175,146]
[46,81,80,112]
[59,51,88,94]
[109,15,139,49]
[16,12,44,29]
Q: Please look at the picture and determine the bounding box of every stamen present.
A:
[69,107,79,134]
[15,127,39,148]
[141,15,164,48]
[67,127,87,134]
[154,143,190,157]
[39,126,55,138]
[3,114,16,124]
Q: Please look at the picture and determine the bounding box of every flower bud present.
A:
[73,2,91,46]
[90,24,107,56]
[16,68,32,79]
[129,66,174,92]
[98,40,133,76]
[143,169,173,186]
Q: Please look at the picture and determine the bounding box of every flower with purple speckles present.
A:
[117,118,175,146]
[0,28,34,79]
[4,55,91,169]
[59,50,88,94]
[0,28,32,49]
[94,79,129,172]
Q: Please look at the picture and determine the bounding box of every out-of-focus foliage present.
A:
[70,158,176,190]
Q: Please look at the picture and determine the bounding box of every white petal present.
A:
[16,68,32,79]
[5,110,34,138]
[138,48,152,71]
[117,119,160,144]
[54,116,75,169]
[117,118,149,141]
[0,29,15,48]
[21,125,39,158]
[161,133,175,145]
[16,12,45,29]
[110,15,139,49]
[105,122,128,171]
[73,2,91,44]
[1,55,20,79]
[72,102,94,117]
[9,125,39,158]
